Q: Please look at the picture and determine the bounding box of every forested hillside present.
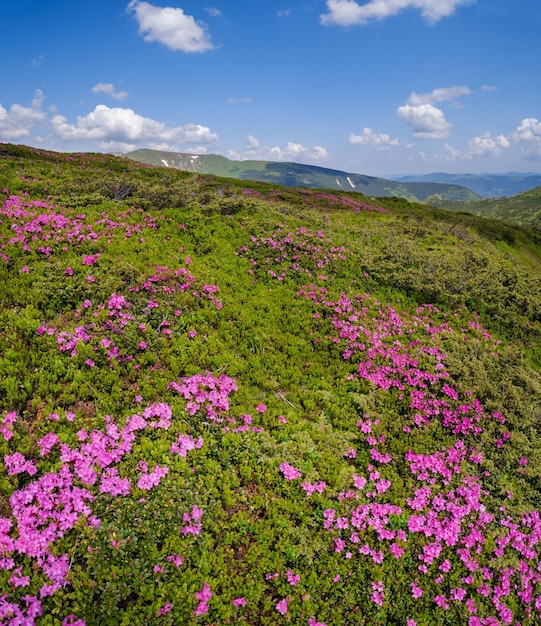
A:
[1,144,541,626]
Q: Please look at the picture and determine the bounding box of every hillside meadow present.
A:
[1,144,541,625]
[428,187,541,232]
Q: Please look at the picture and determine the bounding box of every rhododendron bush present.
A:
[1,144,541,625]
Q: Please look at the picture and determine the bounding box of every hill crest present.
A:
[124,148,479,203]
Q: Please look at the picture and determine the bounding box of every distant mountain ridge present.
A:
[393,172,541,198]
[124,149,479,203]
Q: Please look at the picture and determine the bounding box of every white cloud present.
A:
[269,142,328,161]
[204,7,222,18]
[51,104,218,150]
[278,9,291,17]
[349,127,401,149]
[127,0,214,53]
[513,118,541,160]
[464,132,510,158]
[0,90,47,140]
[407,85,471,106]
[321,0,475,26]
[92,83,129,100]
[246,135,260,149]
[397,103,451,138]
[442,143,461,160]
[32,54,45,67]
[228,98,252,104]
[244,136,328,162]
[96,140,138,153]
[395,86,471,139]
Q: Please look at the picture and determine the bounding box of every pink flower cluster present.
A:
[237,226,347,281]
[1,411,17,441]
[169,372,238,422]
[194,582,212,616]
[280,462,302,480]
[170,434,204,457]
[296,284,541,624]
[0,194,160,262]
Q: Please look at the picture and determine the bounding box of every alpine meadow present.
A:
[1,143,541,625]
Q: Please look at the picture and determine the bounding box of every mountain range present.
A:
[124,149,479,203]
[125,149,541,203]
[392,172,541,198]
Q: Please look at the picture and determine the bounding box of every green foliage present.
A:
[429,185,541,231]
[0,144,541,625]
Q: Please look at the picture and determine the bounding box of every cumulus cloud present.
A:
[349,127,401,149]
[244,136,328,162]
[127,0,214,53]
[92,83,129,100]
[0,89,47,140]
[51,104,218,151]
[464,132,510,158]
[397,103,451,138]
[513,118,541,160]
[396,86,471,139]
[321,0,475,26]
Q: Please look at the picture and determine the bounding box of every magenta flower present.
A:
[275,598,288,615]
[1,410,17,441]
[232,597,247,607]
[62,616,86,626]
[4,452,38,476]
[280,462,302,480]
[167,553,184,567]
[158,603,172,615]
[194,582,212,616]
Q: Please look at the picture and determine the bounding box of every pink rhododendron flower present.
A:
[63,616,86,626]
[275,599,288,615]
[158,603,172,615]
[167,553,184,567]
[194,582,212,616]
[287,570,300,585]
[4,452,38,476]
[1,411,17,441]
[280,462,302,480]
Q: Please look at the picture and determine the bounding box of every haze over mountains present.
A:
[392,172,541,198]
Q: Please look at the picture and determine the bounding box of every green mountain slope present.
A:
[429,186,541,230]
[125,148,479,202]
[1,143,541,626]
[395,171,541,197]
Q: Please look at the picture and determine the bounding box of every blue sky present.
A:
[1,0,540,175]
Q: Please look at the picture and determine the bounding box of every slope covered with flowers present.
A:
[1,144,541,625]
